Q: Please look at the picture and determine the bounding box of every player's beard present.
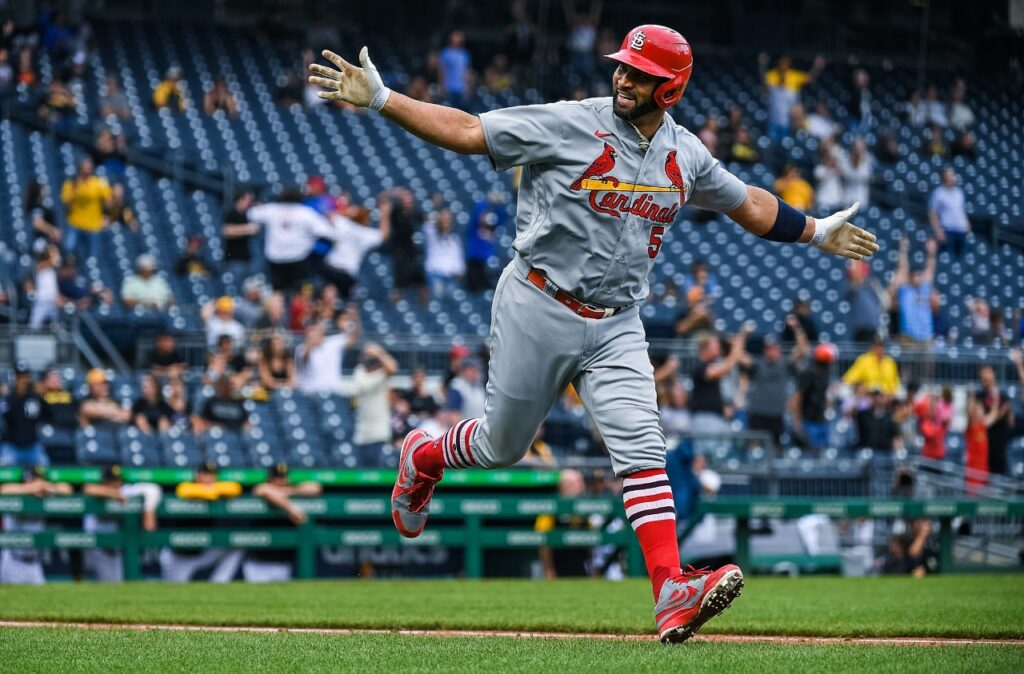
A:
[613,95,660,121]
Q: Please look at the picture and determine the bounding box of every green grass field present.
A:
[1,576,1022,672]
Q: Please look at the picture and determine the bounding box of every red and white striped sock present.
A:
[413,419,481,476]
[622,469,680,598]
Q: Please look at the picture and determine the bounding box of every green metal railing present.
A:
[1,495,1021,580]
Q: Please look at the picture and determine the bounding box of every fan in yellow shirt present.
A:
[842,338,901,396]
[61,158,112,262]
[774,164,815,212]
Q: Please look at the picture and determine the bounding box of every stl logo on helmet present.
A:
[630,31,647,51]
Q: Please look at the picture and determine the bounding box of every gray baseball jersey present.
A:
[480,97,747,307]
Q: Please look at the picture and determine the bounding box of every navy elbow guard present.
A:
[761,197,807,243]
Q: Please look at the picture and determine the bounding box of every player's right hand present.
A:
[308,47,387,109]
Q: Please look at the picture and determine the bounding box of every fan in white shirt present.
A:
[295,306,361,394]
[322,209,390,300]
[423,209,465,298]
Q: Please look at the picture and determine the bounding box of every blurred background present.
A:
[0,0,1022,583]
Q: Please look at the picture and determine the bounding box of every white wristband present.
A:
[810,219,827,248]
[369,87,391,112]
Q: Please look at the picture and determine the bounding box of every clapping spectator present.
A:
[352,343,400,467]
[928,168,971,258]
[61,157,112,263]
[24,180,61,247]
[258,334,297,391]
[977,361,1018,476]
[774,164,814,210]
[806,101,838,140]
[295,308,360,395]
[147,332,187,379]
[424,208,465,298]
[203,76,238,116]
[121,253,174,310]
[79,369,131,428]
[841,138,872,207]
[153,66,187,111]
[690,329,749,434]
[132,374,172,435]
[967,297,992,344]
[99,75,129,119]
[174,235,211,278]
[814,151,844,212]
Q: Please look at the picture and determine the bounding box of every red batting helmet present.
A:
[605,25,693,109]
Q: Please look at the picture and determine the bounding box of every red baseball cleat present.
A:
[391,429,442,538]
[655,564,744,644]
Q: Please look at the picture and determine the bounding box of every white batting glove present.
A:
[308,47,391,111]
[810,202,879,260]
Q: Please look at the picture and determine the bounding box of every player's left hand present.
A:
[810,202,879,260]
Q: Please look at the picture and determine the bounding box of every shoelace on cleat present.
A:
[680,564,710,578]
[395,471,441,513]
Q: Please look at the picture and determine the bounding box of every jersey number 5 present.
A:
[648,226,665,259]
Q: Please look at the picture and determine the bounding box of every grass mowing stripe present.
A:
[0,576,1022,639]
[1,627,1020,674]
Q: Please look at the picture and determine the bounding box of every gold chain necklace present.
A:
[627,118,662,152]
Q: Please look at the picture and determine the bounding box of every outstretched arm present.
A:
[727,186,878,261]
[309,48,487,155]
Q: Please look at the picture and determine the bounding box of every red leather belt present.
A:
[526,268,624,320]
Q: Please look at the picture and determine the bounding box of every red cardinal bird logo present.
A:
[664,150,686,204]
[570,143,618,191]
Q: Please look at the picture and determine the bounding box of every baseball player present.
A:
[159,462,244,582]
[0,466,72,584]
[243,464,323,583]
[310,25,878,642]
[82,465,162,582]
